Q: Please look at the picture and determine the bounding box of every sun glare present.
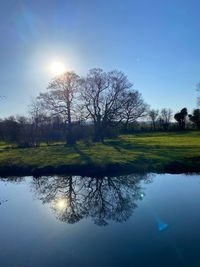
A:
[54,198,68,211]
[49,61,66,76]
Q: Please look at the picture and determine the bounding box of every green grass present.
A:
[0,131,200,176]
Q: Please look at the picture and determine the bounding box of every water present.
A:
[0,173,200,267]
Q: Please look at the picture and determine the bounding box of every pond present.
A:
[0,173,200,267]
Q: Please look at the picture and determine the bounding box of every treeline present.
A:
[148,108,200,132]
[0,68,200,147]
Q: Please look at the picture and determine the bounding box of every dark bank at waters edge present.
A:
[0,132,200,177]
[0,158,200,177]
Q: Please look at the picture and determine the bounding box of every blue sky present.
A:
[0,0,200,117]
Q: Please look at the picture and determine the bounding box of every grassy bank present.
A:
[0,131,200,176]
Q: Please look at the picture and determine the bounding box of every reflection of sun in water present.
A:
[54,198,68,212]
[49,61,66,76]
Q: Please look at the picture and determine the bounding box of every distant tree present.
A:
[1,116,20,143]
[189,109,200,129]
[159,108,173,130]
[38,72,81,145]
[174,108,188,130]
[148,109,159,130]
[15,115,33,147]
[121,91,149,131]
[29,99,48,146]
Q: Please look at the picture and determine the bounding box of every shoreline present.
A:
[0,158,200,177]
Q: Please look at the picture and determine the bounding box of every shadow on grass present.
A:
[105,139,200,163]
[104,139,137,151]
[72,145,94,164]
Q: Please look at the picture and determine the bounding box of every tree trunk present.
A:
[124,119,129,132]
[93,121,103,142]
[153,120,156,131]
[66,123,76,145]
[65,102,76,145]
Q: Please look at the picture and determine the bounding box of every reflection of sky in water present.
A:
[0,174,200,267]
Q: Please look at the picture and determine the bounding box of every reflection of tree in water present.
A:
[32,174,152,226]
[33,176,85,224]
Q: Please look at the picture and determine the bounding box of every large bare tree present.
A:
[80,68,133,141]
[38,72,80,145]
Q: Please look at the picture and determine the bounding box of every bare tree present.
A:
[29,99,47,146]
[15,115,33,147]
[38,72,80,145]
[80,68,132,141]
[159,108,173,130]
[121,91,149,131]
[148,109,159,131]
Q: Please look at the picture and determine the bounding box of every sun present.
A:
[49,61,66,76]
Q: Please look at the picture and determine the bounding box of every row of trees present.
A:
[148,108,200,131]
[1,108,199,147]
[148,108,173,131]
[0,68,200,146]
[0,115,67,146]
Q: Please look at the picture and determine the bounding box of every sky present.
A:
[0,0,200,117]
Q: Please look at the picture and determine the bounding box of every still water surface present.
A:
[0,173,200,267]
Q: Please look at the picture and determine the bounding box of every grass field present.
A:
[0,131,200,176]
